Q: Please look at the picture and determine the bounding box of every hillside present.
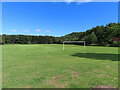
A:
[58,23,120,46]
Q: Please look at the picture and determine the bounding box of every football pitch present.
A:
[2,44,119,88]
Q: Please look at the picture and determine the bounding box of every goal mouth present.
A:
[63,41,86,50]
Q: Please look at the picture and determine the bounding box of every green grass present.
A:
[2,44,119,88]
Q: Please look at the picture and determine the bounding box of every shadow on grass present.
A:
[72,53,119,61]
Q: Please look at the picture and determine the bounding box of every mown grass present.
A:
[2,44,119,88]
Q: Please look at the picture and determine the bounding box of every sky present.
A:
[2,2,118,37]
[1,0,120,2]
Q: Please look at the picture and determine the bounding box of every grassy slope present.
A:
[2,44,118,88]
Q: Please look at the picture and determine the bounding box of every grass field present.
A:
[2,44,119,88]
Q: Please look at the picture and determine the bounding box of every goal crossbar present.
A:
[63,41,85,50]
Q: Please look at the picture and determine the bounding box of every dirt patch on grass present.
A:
[71,72,78,77]
[55,82,68,88]
[46,79,68,88]
[24,86,32,88]
[46,75,68,88]
[92,85,117,90]
[64,70,80,78]
[52,75,62,80]
[96,74,107,78]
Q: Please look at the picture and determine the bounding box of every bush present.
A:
[110,41,120,47]
[105,44,110,47]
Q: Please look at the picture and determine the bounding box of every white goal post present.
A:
[63,41,86,50]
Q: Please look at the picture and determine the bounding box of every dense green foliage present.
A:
[3,44,118,88]
[1,23,120,46]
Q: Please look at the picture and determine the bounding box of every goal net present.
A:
[63,41,85,50]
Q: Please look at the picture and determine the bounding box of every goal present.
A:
[63,41,85,50]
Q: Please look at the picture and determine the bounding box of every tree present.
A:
[91,32,97,44]
[82,35,92,45]
[0,35,3,44]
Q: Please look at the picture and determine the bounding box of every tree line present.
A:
[0,23,120,47]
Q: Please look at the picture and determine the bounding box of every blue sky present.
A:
[2,2,118,37]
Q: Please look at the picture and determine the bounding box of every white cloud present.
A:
[10,29,17,32]
[65,0,74,4]
[29,34,40,36]
[35,29,41,32]
[65,0,93,4]
[45,30,51,33]
[24,29,30,32]
[77,0,92,5]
